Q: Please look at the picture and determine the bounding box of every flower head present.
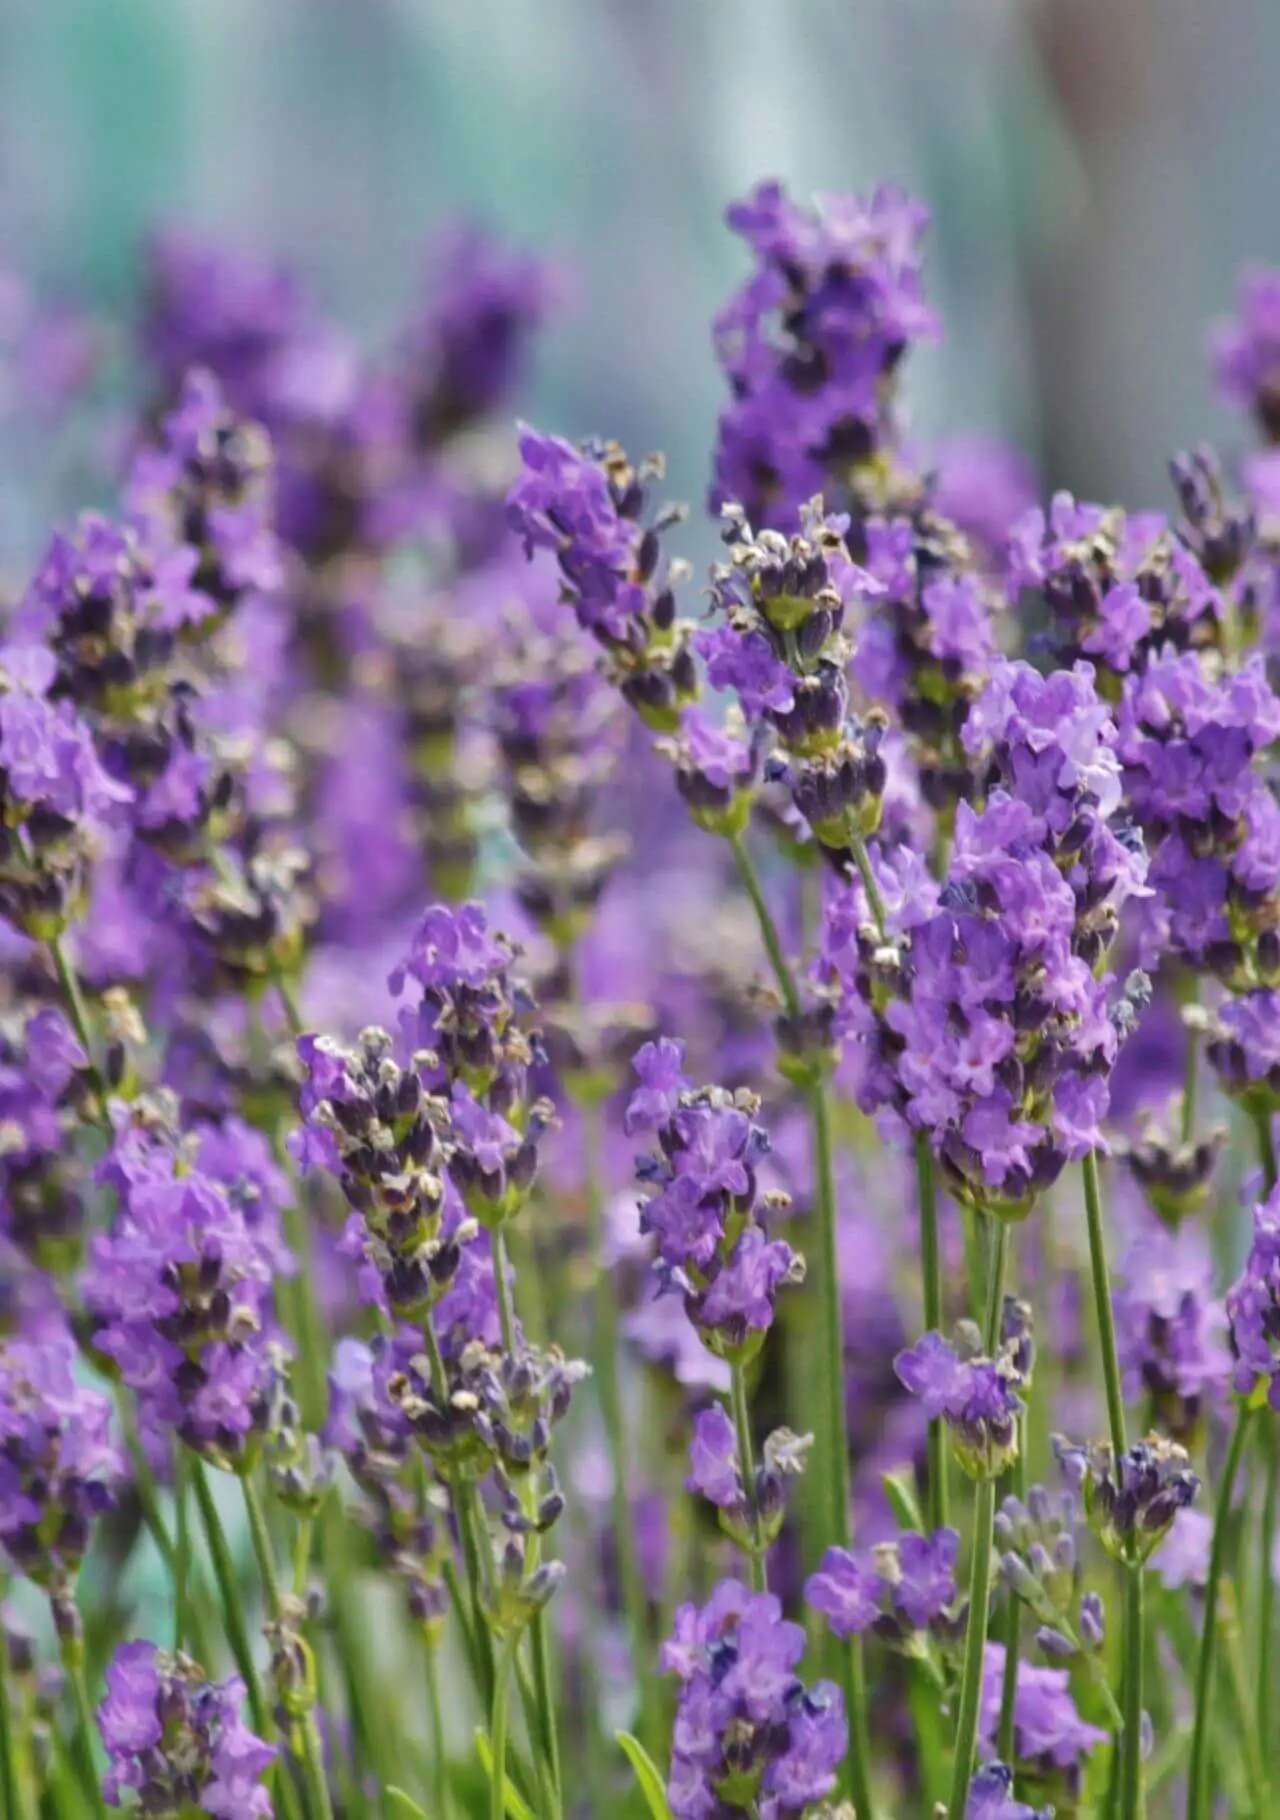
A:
[97,1641,276,1816]
[662,1580,845,1819]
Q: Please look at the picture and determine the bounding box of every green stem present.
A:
[809,1083,875,1820]
[1219,1580,1270,1817]
[996,1423,1028,1769]
[915,1133,949,1533]
[1187,1403,1256,1820]
[488,1232,562,1819]
[1259,1423,1277,1777]
[946,1217,1008,1819]
[489,1638,517,1820]
[730,1363,766,1593]
[1081,1152,1127,1463]
[946,1475,997,1820]
[982,1216,1009,1355]
[1121,1554,1145,1820]
[847,830,888,936]
[46,931,107,1112]
[192,1462,274,1738]
[1181,1025,1198,1145]
[728,831,801,1016]
[426,1644,450,1820]
[1254,1107,1279,1195]
[59,1635,110,1820]
[582,1103,659,1754]
[529,1614,563,1820]
[174,1450,191,1652]
[1082,1151,1145,1820]
[241,1476,333,1820]
[0,1609,30,1820]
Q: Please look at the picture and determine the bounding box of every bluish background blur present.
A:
[1,0,1278,554]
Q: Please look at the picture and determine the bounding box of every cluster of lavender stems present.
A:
[4,180,1280,1820]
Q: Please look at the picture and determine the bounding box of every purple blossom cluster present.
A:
[97,1640,276,1816]
[1007,494,1223,681]
[661,1580,846,1818]
[1116,649,1280,982]
[1226,1181,1280,1407]
[806,1524,963,1650]
[895,1326,1025,1478]
[627,1039,803,1360]
[710,180,939,527]
[842,787,1134,1213]
[0,1333,122,1592]
[82,1097,292,1467]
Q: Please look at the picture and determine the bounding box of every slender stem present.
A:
[1081,1152,1127,1462]
[581,1102,659,1753]
[1121,1553,1145,1820]
[847,829,888,936]
[1188,1403,1257,1820]
[1181,1025,1198,1145]
[241,1474,286,1618]
[915,1133,948,1533]
[946,1475,997,1819]
[492,1229,518,1360]
[0,1610,30,1820]
[192,1462,273,1738]
[529,1614,563,1820]
[489,1638,517,1820]
[174,1450,191,1652]
[809,1082,875,1820]
[730,1364,766,1592]
[1259,1423,1278,1777]
[728,832,801,1016]
[996,1420,1028,1768]
[946,1216,1007,1818]
[46,931,107,1112]
[1081,1150,1146,1820]
[982,1216,1008,1355]
[488,1231,562,1818]
[1254,1107,1279,1196]
[1219,1580,1270,1817]
[426,1644,450,1820]
[241,1476,334,1820]
[60,1640,109,1820]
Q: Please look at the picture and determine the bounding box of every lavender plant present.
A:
[1,172,1278,1820]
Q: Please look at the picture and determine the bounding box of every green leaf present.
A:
[474,1729,535,1820]
[386,1791,429,1820]
[881,1467,925,1534]
[616,1731,673,1820]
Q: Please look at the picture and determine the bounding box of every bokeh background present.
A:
[2,0,1278,566]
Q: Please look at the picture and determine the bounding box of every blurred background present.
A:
[1,0,1278,561]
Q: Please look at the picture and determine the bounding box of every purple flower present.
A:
[895,1329,1023,1479]
[1115,1214,1230,1438]
[631,1064,800,1360]
[711,180,939,526]
[805,1545,887,1638]
[895,1527,960,1627]
[402,224,558,436]
[967,1762,1053,1820]
[980,1644,1108,1789]
[97,1641,276,1817]
[82,1101,289,1465]
[661,1580,844,1819]
[1227,1181,1280,1407]
[1213,265,1280,435]
[127,367,283,611]
[685,1404,741,1509]
[624,1038,690,1136]
[0,1335,122,1589]
[1007,493,1220,679]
